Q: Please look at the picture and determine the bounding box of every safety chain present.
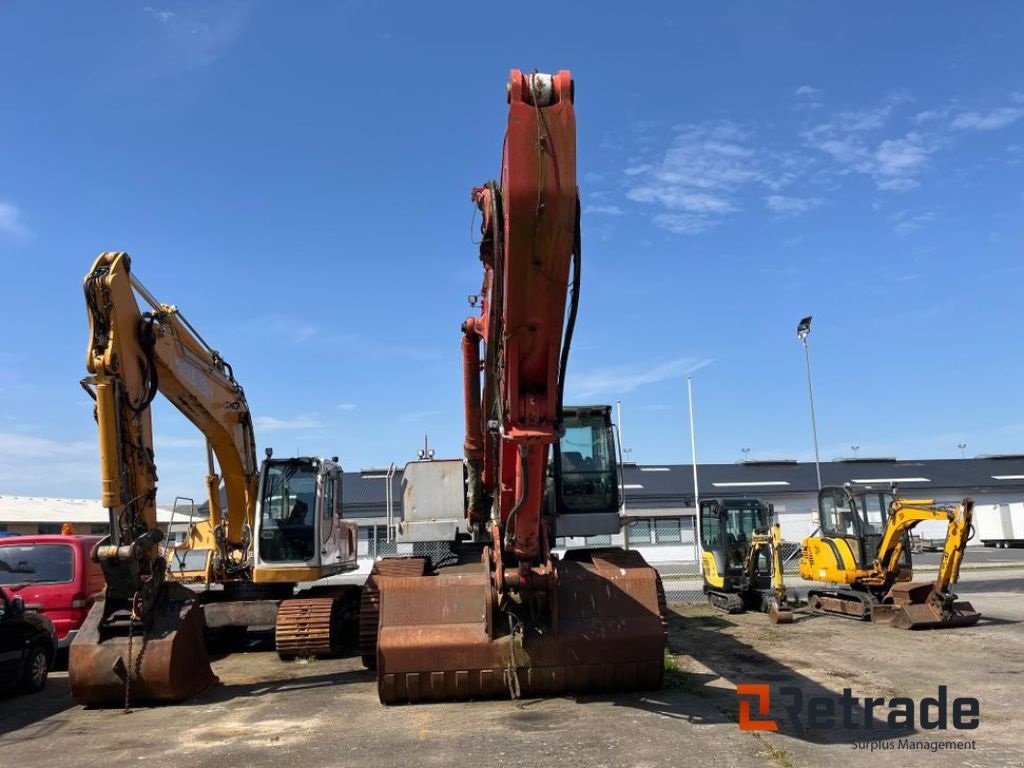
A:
[123,590,144,714]
[504,614,522,700]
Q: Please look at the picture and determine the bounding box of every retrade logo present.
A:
[735,684,979,733]
[737,684,779,731]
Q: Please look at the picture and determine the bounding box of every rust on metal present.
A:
[874,582,981,630]
[69,583,217,706]
[276,585,361,658]
[359,557,431,669]
[375,549,665,704]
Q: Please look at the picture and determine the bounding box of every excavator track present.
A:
[807,588,877,620]
[275,586,360,659]
[707,591,746,614]
[359,557,431,669]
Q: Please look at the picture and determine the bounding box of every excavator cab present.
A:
[699,498,791,620]
[253,456,357,582]
[818,487,910,575]
[700,499,772,588]
[550,406,621,537]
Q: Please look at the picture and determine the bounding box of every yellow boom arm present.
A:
[874,498,975,591]
[83,251,258,590]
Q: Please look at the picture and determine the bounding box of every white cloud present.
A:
[335,403,357,412]
[0,201,29,238]
[889,210,936,237]
[143,7,177,23]
[765,194,824,216]
[794,85,821,98]
[0,432,93,459]
[399,410,441,423]
[951,106,1024,131]
[804,100,939,192]
[153,435,205,450]
[570,357,713,398]
[652,213,717,235]
[585,204,624,216]
[142,2,250,74]
[625,122,779,234]
[252,414,324,431]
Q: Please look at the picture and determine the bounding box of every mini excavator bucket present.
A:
[375,549,666,704]
[869,582,981,630]
[70,582,217,705]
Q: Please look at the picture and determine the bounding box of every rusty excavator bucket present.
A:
[70,582,217,706]
[375,549,666,704]
[870,582,981,630]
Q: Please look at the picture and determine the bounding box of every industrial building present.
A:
[4,454,1021,563]
[345,454,1024,563]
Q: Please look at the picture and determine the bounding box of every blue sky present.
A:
[0,2,1022,502]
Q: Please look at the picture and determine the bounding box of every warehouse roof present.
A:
[0,496,195,524]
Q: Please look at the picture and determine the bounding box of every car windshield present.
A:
[0,543,74,585]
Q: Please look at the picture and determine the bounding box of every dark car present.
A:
[0,586,57,693]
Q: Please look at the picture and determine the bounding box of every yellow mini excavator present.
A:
[799,485,979,629]
[698,498,794,623]
[71,252,360,706]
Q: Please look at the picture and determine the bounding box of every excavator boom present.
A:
[73,251,222,705]
[372,71,666,703]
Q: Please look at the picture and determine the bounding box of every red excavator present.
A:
[363,70,667,703]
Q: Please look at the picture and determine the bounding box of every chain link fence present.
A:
[326,523,810,606]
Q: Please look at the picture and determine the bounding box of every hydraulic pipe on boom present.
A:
[368,71,667,704]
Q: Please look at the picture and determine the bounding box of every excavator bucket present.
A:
[70,582,217,706]
[375,549,666,704]
[767,598,794,625]
[870,582,981,630]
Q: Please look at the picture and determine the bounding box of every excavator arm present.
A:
[372,71,665,703]
[872,498,973,588]
[71,250,262,704]
[83,251,258,583]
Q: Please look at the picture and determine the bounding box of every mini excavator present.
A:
[72,252,359,705]
[361,70,667,703]
[799,485,979,629]
[698,498,794,623]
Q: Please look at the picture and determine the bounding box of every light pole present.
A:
[958,443,967,459]
[797,316,822,490]
[741,447,751,461]
[851,445,860,459]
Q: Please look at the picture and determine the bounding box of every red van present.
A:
[0,535,104,649]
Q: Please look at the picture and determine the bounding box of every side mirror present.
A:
[10,595,25,618]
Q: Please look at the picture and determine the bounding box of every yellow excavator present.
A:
[71,251,360,706]
[698,498,794,623]
[799,485,979,629]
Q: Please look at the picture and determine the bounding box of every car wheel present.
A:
[19,645,50,693]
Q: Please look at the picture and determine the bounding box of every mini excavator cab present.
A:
[817,486,909,573]
[700,499,773,588]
